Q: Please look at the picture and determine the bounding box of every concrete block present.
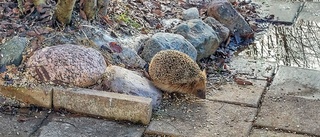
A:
[53,87,152,125]
[0,85,52,108]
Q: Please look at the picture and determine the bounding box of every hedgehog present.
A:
[148,50,207,99]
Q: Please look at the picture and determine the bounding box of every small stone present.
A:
[0,36,29,66]
[112,47,146,68]
[182,7,200,20]
[161,18,182,30]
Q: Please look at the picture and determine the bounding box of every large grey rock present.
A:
[204,17,230,42]
[172,19,220,60]
[182,7,200,20]
[140,33,197,62]
[26,44,107,87]
[82,25,147,68]
[0,36,28,67]
[38,117,145,137]
[101,65,162,108]
[207,0,253,37]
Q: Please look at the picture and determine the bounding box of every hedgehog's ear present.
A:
[202,69,207,79]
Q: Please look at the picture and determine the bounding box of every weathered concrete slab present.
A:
[271,66,320,90]
[250,128,310,137]
[229,56,276,80]
[37,116,145,137]
[144,100,257,137]
[255,66,320,136]
[0,85,53,108]
[207,79,266,107]
[253,0,303,24]
[0,111,47,137]
[298,2,320,23]
[53,87,152,125]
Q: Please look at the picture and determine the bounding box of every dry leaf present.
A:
[109,42,122,53]
[80,9,87,20]
[152,9,164,17]
[234,77,253,85]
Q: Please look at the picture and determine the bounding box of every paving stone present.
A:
[53,87,152,125]
[229,56,276,80]
[0,111,47,137]
[144,100,257,137]
[271,66,320,91]
[0,85,53,108]
[144,120,180,137]
[298,2,320,23]
[206,79,266,107]
[255,66,320,136]
[253,0,303,24]
[250,128,310,137]
[38,116,145,137]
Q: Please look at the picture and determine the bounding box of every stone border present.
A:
[0,85,152,125]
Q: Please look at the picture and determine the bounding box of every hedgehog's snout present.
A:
[196,90,206,99]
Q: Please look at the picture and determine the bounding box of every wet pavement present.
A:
[1,0,320,137]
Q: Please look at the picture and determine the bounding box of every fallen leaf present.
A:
[109,42,122,53]
[12,8,20,14]
[152,9,164,17]
[80,9,87,20]
[234,77,253,85]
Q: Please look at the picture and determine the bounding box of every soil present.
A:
[0,0,266,110]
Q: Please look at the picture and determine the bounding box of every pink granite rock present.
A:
[26,44,107,87]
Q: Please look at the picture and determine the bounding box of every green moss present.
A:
[116,13,141,29]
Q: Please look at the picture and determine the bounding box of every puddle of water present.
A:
[239,19,320,71]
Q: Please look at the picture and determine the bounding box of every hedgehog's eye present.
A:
[196,90,206,99]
